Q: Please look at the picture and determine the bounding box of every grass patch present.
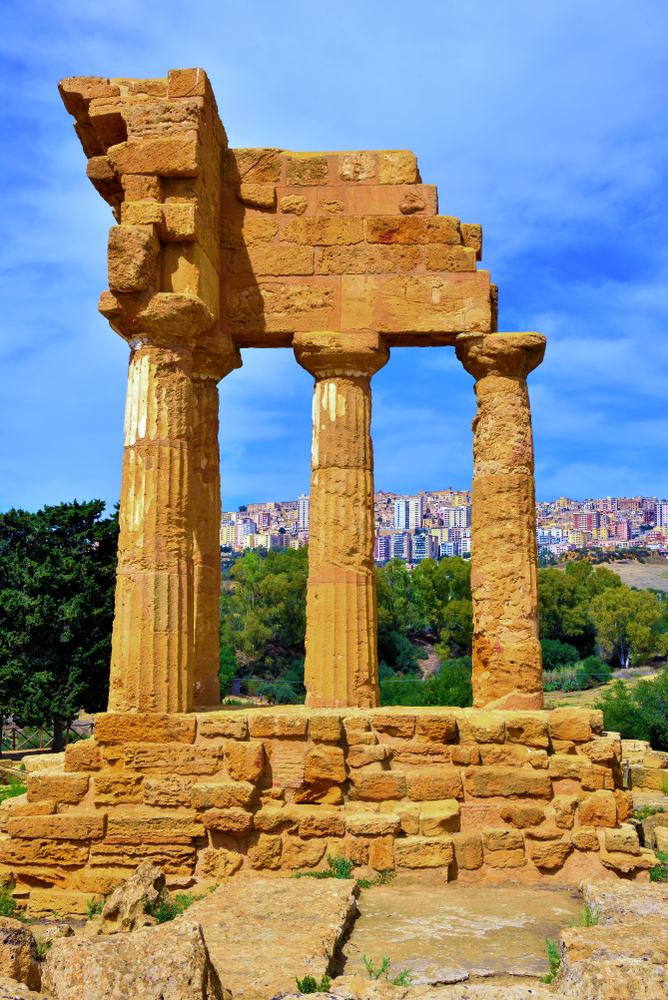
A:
[356,870,395,889]
[539,938,561,984]
[651,850,668,882]
[293,856,354,881]
[144,885,216,924]
[295,974,331,994]
[86,896,105,920]
[569,903,606,927]
[0,879,20,920]
[362,955,412,986]
[0,775,27,805]
[36,940,52,960]
[634,806,665,820]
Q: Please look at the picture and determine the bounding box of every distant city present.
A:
[221,491,668,564]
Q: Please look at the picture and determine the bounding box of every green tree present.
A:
[596,670,668,751]
[0,501,118,749]
[589,585,668,668]
[538,563,622,657]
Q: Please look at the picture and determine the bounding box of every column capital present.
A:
[455,333,545,381]
[294,332,389,381]
[99,291,214,352]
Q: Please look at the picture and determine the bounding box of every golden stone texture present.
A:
[455,333,546,711]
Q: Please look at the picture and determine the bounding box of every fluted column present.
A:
[455,332,546,711]
[191,347,241,707]
[294,332,389,708]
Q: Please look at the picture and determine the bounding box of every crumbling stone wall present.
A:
[0,707,655,916]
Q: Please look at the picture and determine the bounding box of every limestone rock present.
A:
[0,919,40,992]
[88,860,165,935]
[44,918,223,1000]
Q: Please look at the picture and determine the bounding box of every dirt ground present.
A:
[605,559,668,592]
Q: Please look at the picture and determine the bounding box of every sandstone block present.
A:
[202,808,253,837]
[345,836,369,866]
[578,790,617,828]
[280,195,308,215]
[599,846,658,873]
[365,215,460,246]
[89,843,195,875]
[308,716,343,742]
[294,785,343,805]
[479,744,528,767]
[304,746,346,784]
[65,739,103,772]
[580,738,620,766]
[485,849,527,868]
[280,216,364,246]
[71,869,133,895]
[605,823,641,855]
[282,836,327,869]
[461,223,483,260]
[590,710,604,734]
[452,831,484,870]
[629,765,668,791]
[346,745,392,768]
[7,814,105,840]
[227,245,314,276]
[285,155,329,186]
[372,713,416,739]
[162,202,197,241]
[553,795,578,829]
[482,828,524,852]
[196,714,248,741]
[614,789,634,823]
[548,755,593,781]
[200,846,243,878]
[393,743,451,767]
[298,810,345,837]
[143,777,194,807]
[0,917,40,991]
[550,739,576,754]
[337,152,376,182]
[395,836,454,869]
[107,225,159,293]
[253,807,298,833]
[528,750,549,769]
[107,135,200,177]
[451,745,480,766]
[238,183,276,208]
[580,764,615,792]
[644,749,668,769]
[655,827,668,852]
[345,815,400,837]
[464,766,551,799]
[419,800,461,836]
[226,148,282,184]
[425,245,476,271]
[95,713,196,745]
[377,152,419,184]
[94,773,143,804]
[352,772,406,801]
[124,743,225,776]
[456,711,505,744]
[549,708,591,743]
[89,861,165,935]
[27,772,89,804]
[528,838,573,869]
[369,835,395,871]
[572,827,599,851]
[247,833,282,870]
[224,741,264,783]
[380,802,420,835]
[248,714,308,738]
[105,815,206,843]
[191,782,256,810]
[504,712,549,748]
[406,769,463,802]
[416,713,456,744]
[0,839,89,867]
[44,918,223,1000]
[499,804,545,829]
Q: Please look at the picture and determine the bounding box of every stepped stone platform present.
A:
[0,706,657,916]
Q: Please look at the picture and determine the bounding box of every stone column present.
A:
[101,291,214,713]
[191,347,241,707]
[294,332,389,709]
[455,332,546,711]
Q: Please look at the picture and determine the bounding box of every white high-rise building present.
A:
[298,494,310,530]
[656,503,668,527]
[408,496,424,529]
[393,499,409,529]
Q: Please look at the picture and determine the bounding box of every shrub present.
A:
[575,656,612,690]
[539,938,561,983]
[651,851,668,883]
[596,670,668,750]
[540,638,580,671]
[293,856,354,881]
[0,880,18,919]
[144,886,215,924]
[296,974,331,994]
[380,658,472,707]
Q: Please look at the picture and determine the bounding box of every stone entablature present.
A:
[0,707,656,916]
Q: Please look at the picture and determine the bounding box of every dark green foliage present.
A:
[650,851,668,882]
[218,644,238,698]
[295,974,331,994]
[380,658,472,707]
[86,896,105,919]
[0,880,18,919]
[596,670,668,751]
[540,638,580,670]
[144,886,215,923]
[634,806,665,820]
[539,938,561,983]
[538,562,622,657]
[293,855,354,881]
[0,501,118,734]
[377,630,426,676]
[575,656,612,689]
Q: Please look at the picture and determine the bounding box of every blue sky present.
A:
[1,0,667,514]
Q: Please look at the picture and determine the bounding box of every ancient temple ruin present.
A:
[0,69,653,913]
[60,67,544,715]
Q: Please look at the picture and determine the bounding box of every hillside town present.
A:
[220,490,668,563]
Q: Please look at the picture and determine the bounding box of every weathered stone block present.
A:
[479,744,528,767]
[372,714,416,739]
[27,772,89,805]
[578,790,617,828]
[107,225,159,292]
[499,804,545,829]
[629,765,668,791]
[614,789,634,823]
[392,743,451,767]
[482,828,523,852]
[308,716,343,742]
[248,714,308,739]
[282,836,328,869]
[416,713,457,744]
[304,746,346,784]
[345,815,400,837]
[369,835,395,871]
[605,824,641,855]
[452,831,484,870]
[451,745,480,766]
[553,795,578,829]
[143,777,194,807]
[573,827,599,851]
[365,216,460,246]
[238,183,276,208]
[280,217,364,246]
[345,836,369,866]
[580,738,620,766]
[190,781,255,810]
[580,765,615,792]
[548,755,593,781]
[124,743,225,776]
[298,810,345,838]
[461,223,483,260]
[27,889,93,920]
[377,152,419,184]
[221,217,279,247]
[280,195,308,215]
[94,773,143,805]
[285,156,329,186]
[644,749,668,769]
[464,766,551,799]
[71,868,134,895]
[406,769,463,802]
[105,815,205,843]
[380,802,420,835]
[253,807,298,833]
[7,815,105,841]
[549,709,591,744]
[196,713,248,740]
[107,136,199,177]
[227,246,314,276]
[201,808,253,837]
[504,712,549,748]
[425,245,477,271]
[346,745,392,769]
[65,739,103,772]
[247,833,282,870]
[0,839,89,867]
[395,837,454,869]
[485,849,527,868]
[95,713,196,745]
[200,846,243,878]
[419,800,460,836]
[456,711,505,745]
[89,843,195,875]
[528,838,573,869]
[352,773,406,801]
[224,741,264,783]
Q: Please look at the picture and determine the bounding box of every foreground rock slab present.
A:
[186,876,359,997]
[43,917,223,1000]
[0,974,47,999]
[0,920,40,993]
